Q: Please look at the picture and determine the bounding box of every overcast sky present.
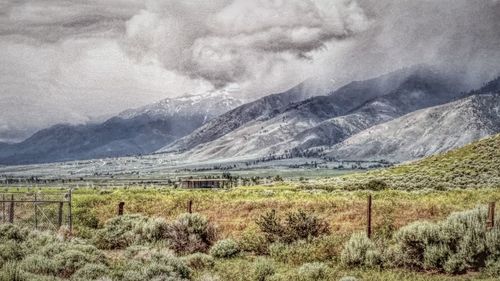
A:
[1,0,499,142]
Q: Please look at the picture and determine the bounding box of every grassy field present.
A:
[1,135,499,281]
[1,185,499,281]
[62,185,500,238]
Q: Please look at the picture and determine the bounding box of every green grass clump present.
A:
[210,239,240,259]
[296,262,331,281]
[70,263,110,281]
[182,253,215,270]
[251,258,276,281]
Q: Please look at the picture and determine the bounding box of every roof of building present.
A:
[180,178,229,182]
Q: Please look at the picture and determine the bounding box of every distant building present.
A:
[179,178,229,188]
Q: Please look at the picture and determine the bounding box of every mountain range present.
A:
[160,65,492,162]
[0,92,242,165]
[0,65,499,166]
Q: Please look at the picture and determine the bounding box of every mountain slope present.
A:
[308,133,500,190]
[325,76,500,161]
[327,93,500,161]
[0,93,242,165]
[158,82,315,153]
[166,66,467,161]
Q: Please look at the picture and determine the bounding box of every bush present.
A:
[18,254,57,276]
[71,263,109,281]
[338,277,358,281]
[0,261,23,281]
[118,248,191,281]
[0,224,29,242]
[135,217,169,243]
[252,258,276,281]
[239,228,269,255]
[182,253,214,270]
[256,210,329,244]
[340,233,381,268]
[166,213,217,254]
[198,273,221,281]
[142,262,190,280]
[210,239,240,258]
[93,214,147,249]
[389,206,500,274]
[269,236,339,265]
[364,179,388,191]
[297,262,329,281]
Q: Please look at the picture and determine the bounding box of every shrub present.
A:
[53,249,97,278]
[93,214,149,249]
[182,253,214,270]
[0,224,29,242]
[198,273,221,281]
[0,261,23,281]
[18,254,57,275]
[389,206,500,274]
[135,217,169,243]
[484,258,500,277]
[239,228,269,255]
[340,233,381,268]
[252,258,276,281]
[256,210,329,244]
[338,277,358,281]
[0,241,24,266]
[269,236,339,266]
[118,249,191,281]
[297,262,329,281]
[364,179,388,191]
[284,210,330,242]
[255,210,283,243]
[71,263,109,281]
[166,213,217,254]
[210,239,240,258]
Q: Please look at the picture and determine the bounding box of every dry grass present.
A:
[57,185,500,239]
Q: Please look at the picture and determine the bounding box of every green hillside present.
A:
[311,133,500,190]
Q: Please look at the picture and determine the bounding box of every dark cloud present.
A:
[0,0,499,142]
[122,0,370,88]
[313,0,500,90]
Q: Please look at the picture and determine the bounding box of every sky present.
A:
[0,0,499,142]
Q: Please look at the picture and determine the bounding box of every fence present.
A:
[0,190,72,232]
[1,190,496,237]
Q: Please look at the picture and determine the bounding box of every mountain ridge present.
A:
[0,93,243,165]
[163,66,470,162]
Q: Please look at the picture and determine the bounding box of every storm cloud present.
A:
[0,0,499,142]
[122,0,369,88]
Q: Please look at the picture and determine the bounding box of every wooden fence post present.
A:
[367,194,372,239]
[487,202,496,230]
[34,193,38,229]
[67,189,72,233]
[187,200,193,214]
[118,202,125,216]
[9,194,14,223]
[2,194,5,223]
[58,202,64,228]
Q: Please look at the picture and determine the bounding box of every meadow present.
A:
[1,135,499,281]
[1,183,499,281]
